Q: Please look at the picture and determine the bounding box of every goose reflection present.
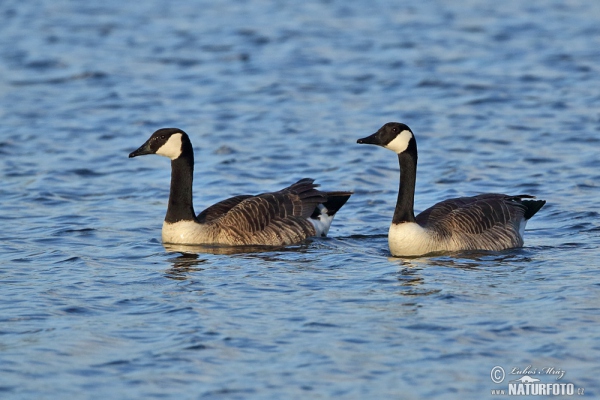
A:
[162,241,315,280]
[163,242,290,255]
[164,252,207,280]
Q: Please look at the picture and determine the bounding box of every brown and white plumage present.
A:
[195,178,326,246]
[358,122,546,256]
[415,194,545,251]
[129,128,352,247]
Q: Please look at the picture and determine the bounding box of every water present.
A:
[1,0,599,398]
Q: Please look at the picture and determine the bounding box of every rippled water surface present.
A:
[1,0,600,398]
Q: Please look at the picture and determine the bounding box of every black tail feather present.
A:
[522,199,546,220]
[319,191,353,216]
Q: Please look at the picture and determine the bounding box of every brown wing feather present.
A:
[204,179,327,246]
[196,195,253,223]
[416,194,529,250]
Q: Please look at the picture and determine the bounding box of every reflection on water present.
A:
[163,242,291,256]
[393,249,536,269]
[164,253,207,280]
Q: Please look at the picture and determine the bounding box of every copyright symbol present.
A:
[491,366,505,384]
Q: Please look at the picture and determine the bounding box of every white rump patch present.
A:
[309,205,335,237]
[518,217,527,239]
[156,133,183,160]
[385,130,413,154]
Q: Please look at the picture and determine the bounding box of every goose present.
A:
[129,128,352,247]
[357,122,546,256]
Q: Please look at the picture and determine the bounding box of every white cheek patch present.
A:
[385,130,413,154]
[156,133,183,160]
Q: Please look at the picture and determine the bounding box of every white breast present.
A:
[162,220,210,244]
[388,222,438,256]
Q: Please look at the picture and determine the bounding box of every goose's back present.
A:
[415,194,531,251]
[196,195,253,223]
[200,178,326,246]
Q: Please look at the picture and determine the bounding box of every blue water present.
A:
[1,0,600,398]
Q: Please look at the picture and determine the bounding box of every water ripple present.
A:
[1,0,600,398]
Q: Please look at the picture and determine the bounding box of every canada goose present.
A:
[357,122,546,256]
[129,128,352,246]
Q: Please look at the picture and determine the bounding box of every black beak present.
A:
[129,140,153,158]
[357,132,381,146]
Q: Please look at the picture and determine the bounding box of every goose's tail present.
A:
[522,199,546,220]
[309,191,353,237]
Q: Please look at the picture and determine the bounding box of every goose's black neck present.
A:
[392,140,418,224]
[165,144,197,223]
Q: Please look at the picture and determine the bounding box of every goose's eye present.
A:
[160,135,166,140]
[392,127,398,134]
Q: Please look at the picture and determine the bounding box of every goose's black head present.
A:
[357,122,416,155]
[129,128,191,160]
